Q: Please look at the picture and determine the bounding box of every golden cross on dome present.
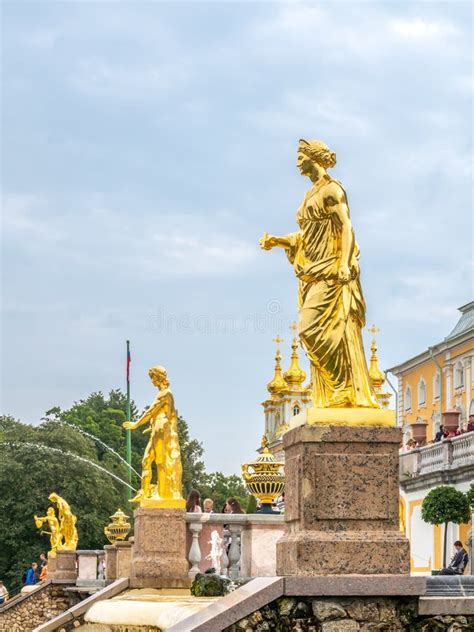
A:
[368,324,380,342]
[289,321,298,335]
[273,335,284,350]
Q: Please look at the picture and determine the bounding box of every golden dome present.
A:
[267,336,287,395]
[283,323,306,386]
[368,324,385,389]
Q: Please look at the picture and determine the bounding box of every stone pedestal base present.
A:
[47,552,57,576]
[276,424,410,576]
[51,550,77,581]
[131,507,190,588]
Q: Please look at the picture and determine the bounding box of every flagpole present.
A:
[126,340,132,500]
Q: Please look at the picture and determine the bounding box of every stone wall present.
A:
[223,596,474,631]
[0,581,70,632]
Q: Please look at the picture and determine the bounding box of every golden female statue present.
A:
[260,139,380,412]
[48,493,78,550]
[34,507,61,555]
[123,366,184,508]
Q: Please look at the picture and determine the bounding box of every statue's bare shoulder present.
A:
[322,179,347,208]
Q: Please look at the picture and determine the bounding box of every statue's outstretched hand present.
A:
[123,420,136,430]
[260,232,277,250]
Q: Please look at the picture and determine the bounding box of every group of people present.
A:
[404,422,474,451]
[185,490,245,515]
[22,553,48,587]
[0,552,49,605]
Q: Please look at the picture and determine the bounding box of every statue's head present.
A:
[49,493,58,502]
[297,139,336,176]
[149,365,169,388]
[47,507,55,517]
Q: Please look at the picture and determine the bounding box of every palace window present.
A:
[454,362,464,389]
[433,372,441,400]
[418,379,426,407]
[404,386,412,411]
[293,404,300,416]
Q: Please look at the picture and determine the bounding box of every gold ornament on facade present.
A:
[260,138,394,426]
[34,493,78,554]
[123,365,185,509]
[241,436,285,513]
[266,336,287,396]
[104,509,131,544]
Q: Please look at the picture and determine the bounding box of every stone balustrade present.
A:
[185,513,285,579]
[400,431,474,482]
[76,550,106,587]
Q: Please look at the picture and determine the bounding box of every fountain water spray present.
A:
[46,417,141,479]
[2,441,137,492]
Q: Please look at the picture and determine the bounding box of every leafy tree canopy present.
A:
[0,415,128,590]
[466,482,474,511]
[0,390,249,590]
[421,485,470,526]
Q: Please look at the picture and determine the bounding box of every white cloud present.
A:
[390,18,457,38]
[2,193,256,279]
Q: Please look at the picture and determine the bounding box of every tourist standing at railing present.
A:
[203,498,214,513]
[186,489,202,513]
[434,425,446,442]
[0,581,8,604]
[225,497,244,514]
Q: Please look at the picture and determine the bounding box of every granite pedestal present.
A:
[51,550,78,581]
[131,507,190,588]
[276,424,410,575]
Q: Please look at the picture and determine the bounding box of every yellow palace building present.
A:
[389,301,474,575]
[389,301,474,443]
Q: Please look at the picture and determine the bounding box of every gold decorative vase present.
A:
[104,509,131,544]
[242,437,285,513]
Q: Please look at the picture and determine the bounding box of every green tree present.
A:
[421,485,471,567]
[199,471,249,512]
[0,416,129,591]
[177,416,206,497]
[466,482,474,511]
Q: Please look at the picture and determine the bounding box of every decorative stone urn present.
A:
[411,419,428,446]
[442,410,461,433]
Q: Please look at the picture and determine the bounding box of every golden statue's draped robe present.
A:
[285,177,378,408]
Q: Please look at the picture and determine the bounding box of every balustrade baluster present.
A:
[188,522,203,578]
[228,525,242,579]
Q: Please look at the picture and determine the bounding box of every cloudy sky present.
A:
[1,1,472,474]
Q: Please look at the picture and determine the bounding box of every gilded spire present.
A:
[267,335,287,395]
[368,324,392,409]
[368,324,385,388]
[284,322,306,387]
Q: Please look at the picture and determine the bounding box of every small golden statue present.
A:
[34,507,61,555]
[123,366,185,508]
[35,493,78,553]
[260,139,394,426]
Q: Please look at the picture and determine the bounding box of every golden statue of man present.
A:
[34,507,61,555]
[35,493,78,553]
[48,493,78,550]
[260,139,379,410]
[123,366,184,507]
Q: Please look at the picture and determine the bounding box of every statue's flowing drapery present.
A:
[285,178,378,408]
